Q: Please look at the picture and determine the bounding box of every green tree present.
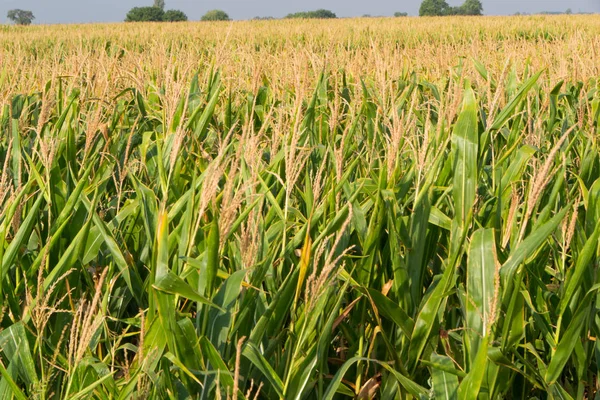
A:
[163,9,188,22]
[285,9,337,19]
[566,8,573,14]
[312,9,336,18]
[153,0,165,10]
[394,12,409,17]
[419,0,451,16]
[201,10,230,21]
[459,0,483,15]
[419,0,483,16]
[125,7,164,22]
[7,9,35,25]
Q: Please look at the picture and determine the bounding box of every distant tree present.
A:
[419,0,451,16]
[394,12,409,17]
[7,9,35,25]
[312,9,337,18]
[125,7,164,22]
[252,16,275,20]
[201,10,231,21]
[163,9,188,22]
[458,0,483,15]
[566,8,573,14]
[363,14,372,18]
[419,0,482,16]
[153,0,165,10]
[285,9,337,19]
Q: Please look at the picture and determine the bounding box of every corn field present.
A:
[1,16,600,399]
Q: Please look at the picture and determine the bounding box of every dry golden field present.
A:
[1,16,599,97]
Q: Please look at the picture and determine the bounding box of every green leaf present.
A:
[68,371,115,400]
[1,194,44,282]
[458,337,489,400]
[187,76,221,139]
[557,222,600,317]
[323,357,427,399]
[153,272,221,310]
[489,71,542,132]
[164,352,204,387]
[207,269,246,350]
[452,86,479,229]
[501,207,569,291]
[0,358,27,400]
[284,348,318,400]
[199,336,234,390]
[545,294,592,385]
[408,259,455,373]
[82,196,143,302]
[466,229,497,361]
[431,354,459,400]
[205,217,220,298]
[0,323,38,386]
[367,288,414,337]
[243,343,284,397]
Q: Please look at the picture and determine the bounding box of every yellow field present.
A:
[1,16,599,100]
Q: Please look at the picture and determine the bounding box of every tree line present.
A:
[419,0,483,16]
[125,0,189,22]
[4,0,582,26]
[285,10,337,19]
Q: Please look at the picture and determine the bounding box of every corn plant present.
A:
[0,16,600,400]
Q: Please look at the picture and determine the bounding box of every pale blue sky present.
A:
[1,0,597,24]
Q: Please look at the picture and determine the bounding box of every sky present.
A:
[1,0,598,24]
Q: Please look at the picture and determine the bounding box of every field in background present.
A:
[0,15,599,399]
[2,16,600,97]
